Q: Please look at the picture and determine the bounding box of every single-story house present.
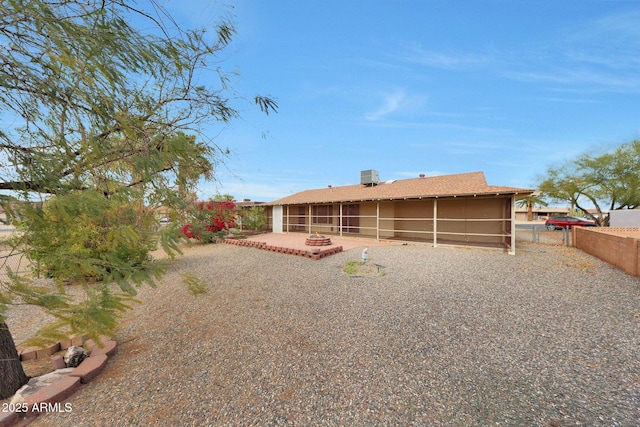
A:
[514,207,609,222]
[262,171,534,254]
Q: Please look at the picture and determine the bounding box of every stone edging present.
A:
[0,337,117,427]
[225,238,342,260]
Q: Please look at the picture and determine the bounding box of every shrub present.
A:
[18,190,154,282]
[181,200,237,242]
[241,206,266,232]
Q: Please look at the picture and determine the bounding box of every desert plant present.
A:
[18,191,155,282]
[181,200,237,243]
[0,0,276,400]
[242,206,267,232]
[343,260,365,275]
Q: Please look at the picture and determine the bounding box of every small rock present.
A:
[64,346,88,368]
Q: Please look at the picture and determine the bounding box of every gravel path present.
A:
[18,239,640,426]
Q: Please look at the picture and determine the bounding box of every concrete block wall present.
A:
[574,227,640,276]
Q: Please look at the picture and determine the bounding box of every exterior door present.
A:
[273,205,283,233]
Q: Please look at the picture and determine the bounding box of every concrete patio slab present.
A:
[240,232,401,252]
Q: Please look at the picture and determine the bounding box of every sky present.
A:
[165,0,640,202]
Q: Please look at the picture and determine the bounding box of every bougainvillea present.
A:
[181,200,237,242]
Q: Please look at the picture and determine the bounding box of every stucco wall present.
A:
[574,227,640,276]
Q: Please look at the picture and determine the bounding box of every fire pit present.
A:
[305,233,332,246]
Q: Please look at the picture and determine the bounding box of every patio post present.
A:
[509,195,516,255]
[433,198,438,247]
[376,201,380,241]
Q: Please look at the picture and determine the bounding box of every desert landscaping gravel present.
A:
[10,236,640,426]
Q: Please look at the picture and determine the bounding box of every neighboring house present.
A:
[514,207,609,222]
[515,207,570,221]
[262,171,534,254]
[235,199,265,210]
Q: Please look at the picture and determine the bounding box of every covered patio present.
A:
[262,172,534,254]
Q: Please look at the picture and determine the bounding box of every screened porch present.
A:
[267,195,515,253]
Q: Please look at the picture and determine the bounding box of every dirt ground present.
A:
[21,349,67,378]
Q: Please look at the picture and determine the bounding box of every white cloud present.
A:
[364,89,427,122]
[593,10,640,42]
[505,68,640,93]
[365,89,407,121]
[505,9,640,94]
[197,180,295,202]
[396,42,492,69]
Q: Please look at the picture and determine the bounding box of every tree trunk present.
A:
[0,322,29,400]
[527,203,533,221]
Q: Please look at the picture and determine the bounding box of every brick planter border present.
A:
[6,336,118,427]
[225,238,342,260]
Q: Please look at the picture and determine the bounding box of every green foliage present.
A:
[182,273,208,296]
[22,285,139,349]
[17,190,155,283]
[0,0,276,197]
[515,194,548,221]
[4,268,70,312]
[2,190,167,346]
[515,194,548,209]
[2,265,139,348]
[242,206,267,232]
[342,260,386,277]
[538,140,640,224]
[0,0,276,365]
[181,200,237,243]
[343,260,366,275]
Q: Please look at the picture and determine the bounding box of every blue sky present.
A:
[166,1,640,202]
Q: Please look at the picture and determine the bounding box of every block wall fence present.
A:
[573,227,640,276]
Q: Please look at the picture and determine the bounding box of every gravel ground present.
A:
[10,236,640,426]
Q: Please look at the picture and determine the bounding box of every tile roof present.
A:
[265,171,534,205]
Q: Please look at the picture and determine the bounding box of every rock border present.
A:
[225,238,342,260]
[1,336,117,427]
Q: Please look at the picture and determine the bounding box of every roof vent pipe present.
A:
[419,173,425,178]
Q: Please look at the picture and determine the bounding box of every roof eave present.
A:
[263,189,534,206]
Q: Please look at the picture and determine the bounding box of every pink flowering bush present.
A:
[181,200,237,242]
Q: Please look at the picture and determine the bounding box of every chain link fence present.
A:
[0,242,32,282]
[516,225,571,246]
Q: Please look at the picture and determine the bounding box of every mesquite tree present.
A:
[0,0,276,399]
[539,140,640,225]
